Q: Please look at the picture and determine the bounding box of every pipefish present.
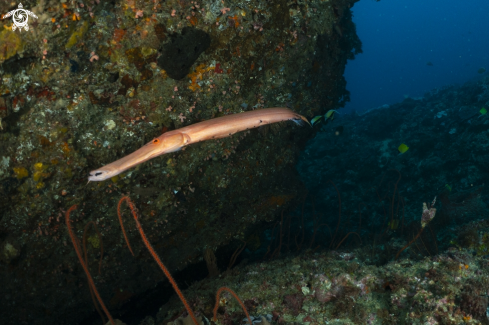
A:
[88,107,309,182]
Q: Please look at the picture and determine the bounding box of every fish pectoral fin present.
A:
[182,133,192,145]
[161,132,187,153]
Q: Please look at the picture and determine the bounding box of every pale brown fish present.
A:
[88,107,309,181]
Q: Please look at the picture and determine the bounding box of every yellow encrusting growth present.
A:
[188,64,215,91]
[88,235,100,249]
[65,21,90,49]
[33,162,49,183]
[33,172,43,182]
[3,242,18,260]
[0,29,24,61]
[13,167,28,179]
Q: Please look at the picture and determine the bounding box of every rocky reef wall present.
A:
[0,0,361,323]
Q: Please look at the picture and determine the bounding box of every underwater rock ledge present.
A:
[0,0,360,324]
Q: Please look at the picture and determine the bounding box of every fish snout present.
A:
[88,169,111,181]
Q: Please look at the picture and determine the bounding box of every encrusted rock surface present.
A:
[0,0,361,323]
[155,221,489,325]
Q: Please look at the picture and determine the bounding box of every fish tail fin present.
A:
[292,115,312,127]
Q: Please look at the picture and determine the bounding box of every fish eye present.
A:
[153,138,160,144]
[95,172,102,176]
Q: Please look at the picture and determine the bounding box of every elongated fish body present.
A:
[88,107,309,181]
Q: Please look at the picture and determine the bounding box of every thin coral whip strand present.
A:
[329,180,342,248]
[395,228,424,260]
[117,196,135,256]
[296,194,307,252]
[270,211,284,259]
[65,205,115,325]
[120,196,200,325]
[213,287,252,325]
[335,232,362,250]
[428,224,438,253]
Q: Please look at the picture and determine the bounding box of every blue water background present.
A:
[344,0,489,114]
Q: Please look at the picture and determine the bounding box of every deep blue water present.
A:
[344,0,489,114]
